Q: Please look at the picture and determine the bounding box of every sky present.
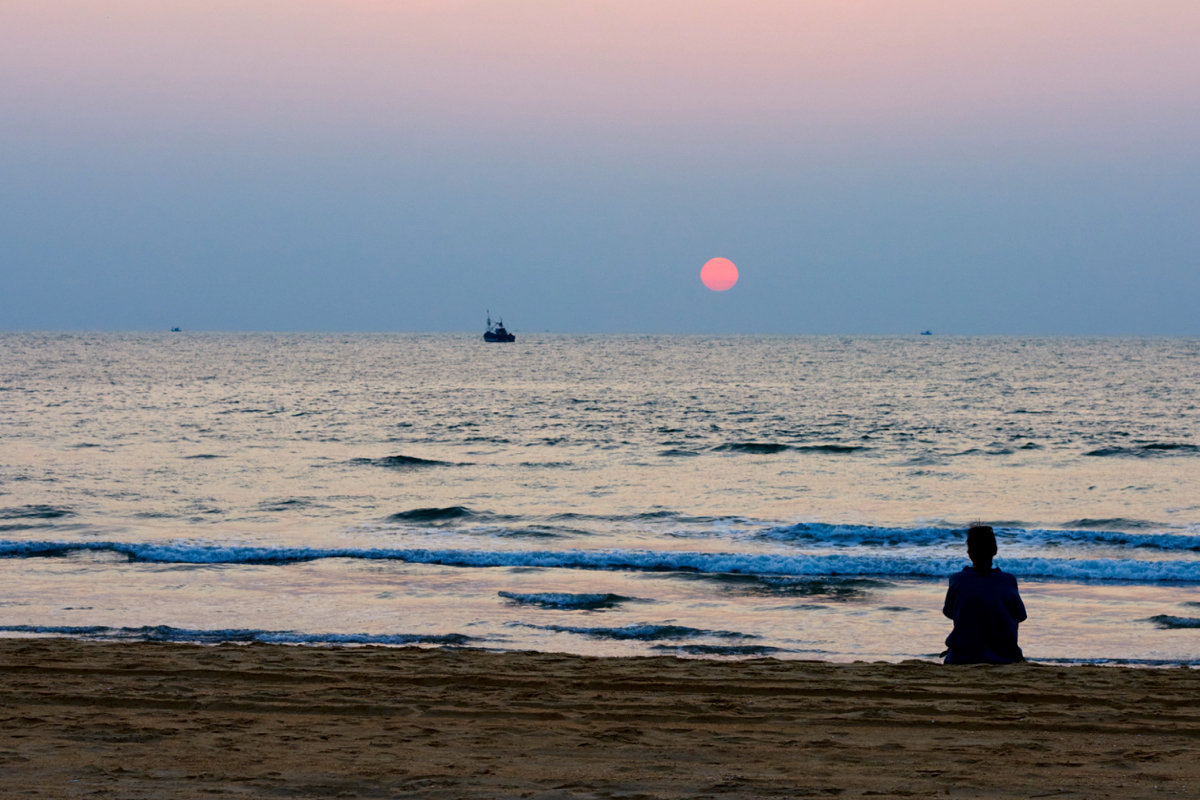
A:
[2,1,1198,335]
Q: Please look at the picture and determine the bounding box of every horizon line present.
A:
[1,329,1196,340]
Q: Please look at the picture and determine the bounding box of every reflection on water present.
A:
[0,333,1197,663]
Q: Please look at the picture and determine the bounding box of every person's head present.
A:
[966,525,997,569]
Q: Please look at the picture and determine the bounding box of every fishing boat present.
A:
[483,312,515,342]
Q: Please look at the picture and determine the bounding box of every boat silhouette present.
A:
[483,312,515,342]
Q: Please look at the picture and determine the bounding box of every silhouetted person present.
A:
[942,525,1026,664]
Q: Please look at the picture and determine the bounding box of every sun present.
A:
[700,257,739,291]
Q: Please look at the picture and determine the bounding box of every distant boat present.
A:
[920,330,932,336]
[483,312,515,343]
[170,327,182,332]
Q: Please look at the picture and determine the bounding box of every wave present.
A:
[488,528,569,539]
[546,510,724,525]
[1036,656,1200,667]
[665,573,880,600]
[349,454,464,469]
[1062,518,1162,531]
[381,507,586,538]
[633,510,716,523]
[1146,615,1200,629]
[651,644,786,657]
[0,624,472,646]
[1084,443,1200,458]
[705,441,868,453]
[2,540,1197,583]
[385,507,562,537]
[712,442,791,454]
[948,447,1013,457]
[519,623,752,641]
[257,498,317,512]
[386,506,478,523]
[498,592,635,610]
[711,442,865,455]
[0,505,74,520]
[759,522,1200,551]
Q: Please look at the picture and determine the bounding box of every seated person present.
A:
[942,525,1027,664]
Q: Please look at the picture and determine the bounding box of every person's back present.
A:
[943,526,1027,664]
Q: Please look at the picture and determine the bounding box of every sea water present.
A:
[1,333,1197,664]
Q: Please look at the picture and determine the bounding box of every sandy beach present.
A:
[0,640,1197,798]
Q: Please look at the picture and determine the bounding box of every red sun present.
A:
[700,257,739,291]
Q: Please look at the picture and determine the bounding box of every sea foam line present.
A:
[0,624,472,646]
[1,540,1198,582]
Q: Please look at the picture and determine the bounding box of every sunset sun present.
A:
[700,257,738,291]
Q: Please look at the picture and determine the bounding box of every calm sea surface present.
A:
[1,333,1197,664]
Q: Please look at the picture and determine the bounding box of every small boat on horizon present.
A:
[920,330,932,336]
[483,312,515,343]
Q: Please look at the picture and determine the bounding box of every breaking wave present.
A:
[1034,656,1200,667]
[1,540,1197,583]
[759,522,1200,551]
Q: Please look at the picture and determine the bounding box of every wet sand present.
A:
[1,639,1197,799]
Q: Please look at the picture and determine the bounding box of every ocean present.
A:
[1,333,1197,665]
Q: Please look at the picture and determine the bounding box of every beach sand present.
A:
[1,639,1197,799]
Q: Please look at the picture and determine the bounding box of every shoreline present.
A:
[2,639,1198,798]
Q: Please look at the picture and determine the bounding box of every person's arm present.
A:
[942,579,957,619]
[1007,575,1027,623]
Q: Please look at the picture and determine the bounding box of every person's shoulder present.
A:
[994,568,1020,584]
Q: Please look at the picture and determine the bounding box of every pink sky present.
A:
[4,1,1198,157]
[3,2,1198,335]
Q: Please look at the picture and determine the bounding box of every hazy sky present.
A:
[2,1,1198,334]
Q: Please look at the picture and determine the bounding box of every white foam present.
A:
[2,540,1197,583]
